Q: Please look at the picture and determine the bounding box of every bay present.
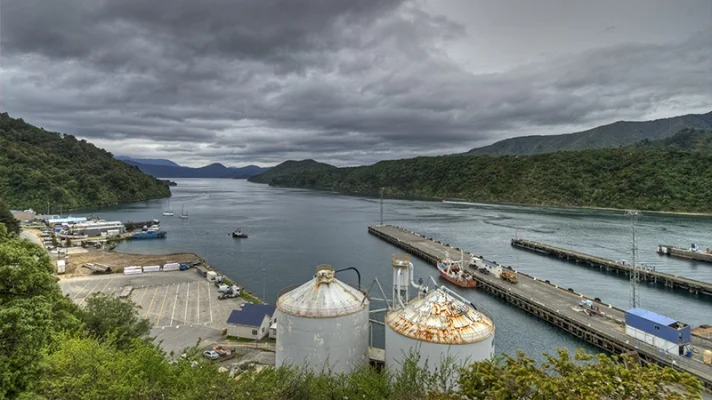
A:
[79,179,712,361]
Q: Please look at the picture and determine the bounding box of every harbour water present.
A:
[81,179,712,361]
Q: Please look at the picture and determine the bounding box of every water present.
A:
[80,179,712,362]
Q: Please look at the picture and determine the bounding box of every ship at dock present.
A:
[130,224,167,240]
[437,250,476,288]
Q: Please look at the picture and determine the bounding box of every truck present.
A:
[500,270,518,284]
[218,285,241,300]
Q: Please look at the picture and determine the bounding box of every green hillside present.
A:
[467,111,712,156]
[248,159,337,184]
[0,113,171,211]
[259,130,712,213]
[637,128,712,152]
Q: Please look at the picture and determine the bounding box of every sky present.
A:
[1,0,711,167]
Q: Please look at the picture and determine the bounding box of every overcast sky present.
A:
[1,0,711,167]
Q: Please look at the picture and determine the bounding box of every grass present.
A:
[240,290,262,304]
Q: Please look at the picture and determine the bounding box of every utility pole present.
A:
[262,268,266,303]
[627,210,641,309]
[380,187,384,225]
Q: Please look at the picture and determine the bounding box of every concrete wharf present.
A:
[658,244,712,264]
[368,225,712,391]
[511,238,712,299]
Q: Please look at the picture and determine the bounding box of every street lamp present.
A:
[262,268,266,303]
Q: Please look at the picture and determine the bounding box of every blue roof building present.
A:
[625,308,690,354]
[226,304,276,340]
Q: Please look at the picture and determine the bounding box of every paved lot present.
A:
[59,270,246,354]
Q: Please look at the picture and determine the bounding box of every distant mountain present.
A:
[123,160,269,178]
[248,130,712,213]
[115,156,181,167]
[637,128,712,152]
[467,111,712,156]
[247,159,337,184]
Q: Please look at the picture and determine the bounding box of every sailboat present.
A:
[162,199,174,216]
[179,204,189,219]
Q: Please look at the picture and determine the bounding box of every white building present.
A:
[226,304,277,340]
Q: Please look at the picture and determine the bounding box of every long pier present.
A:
[658,244,712,264]
[511,238,712,298]
[368,225,712,391]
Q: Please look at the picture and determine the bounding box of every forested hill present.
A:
[467,110,712,156]
[248,159,337,184]
[256,130,712,213]
[0,113,171,210]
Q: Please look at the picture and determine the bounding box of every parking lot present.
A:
[59,270,246,353]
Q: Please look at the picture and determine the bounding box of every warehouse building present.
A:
[625,308,691,355]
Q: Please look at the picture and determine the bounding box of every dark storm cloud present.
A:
[1,0,711,166]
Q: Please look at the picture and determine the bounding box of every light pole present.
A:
[262,268,266,304]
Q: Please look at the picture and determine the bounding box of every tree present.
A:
[81,292,151,349]
[457,349,702,400]
[0,198,20,235]
[0,233,62,306]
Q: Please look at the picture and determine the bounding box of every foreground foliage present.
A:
[0,221,703,399]
[459,350,701,400]
[255,130,712,213]
[0,198,19,234]
[0,112,171,211]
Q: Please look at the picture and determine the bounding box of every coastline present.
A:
[263,181,712,218]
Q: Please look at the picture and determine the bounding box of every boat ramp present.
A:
[511,238,712,298]
[368,225,712,391]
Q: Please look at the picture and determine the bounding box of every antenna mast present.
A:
[627,210,640,309]
[380,187,384,225]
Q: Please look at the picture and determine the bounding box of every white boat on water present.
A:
[180,204,189,219]
[162,199,174,216]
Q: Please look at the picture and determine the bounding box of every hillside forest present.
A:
[0,113,171,212]
[252,130,712,214]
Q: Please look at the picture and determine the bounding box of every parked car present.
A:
[203,350,220,360]
[212,345,231,356]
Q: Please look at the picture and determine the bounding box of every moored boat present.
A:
[231,228,248,239]
[437,251,476,288]
[131,230,167,240]
[162,199,174,216]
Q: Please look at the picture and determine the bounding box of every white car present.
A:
[203,350,220,360]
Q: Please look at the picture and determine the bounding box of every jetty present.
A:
[368,225,712,391]
[658,244,712,263]
[511,238,712,298]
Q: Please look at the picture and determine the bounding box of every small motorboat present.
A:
[231,229,248,239]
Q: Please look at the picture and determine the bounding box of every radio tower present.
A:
[628,210,641,309]
[380,187,384,225]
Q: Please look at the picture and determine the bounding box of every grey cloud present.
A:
[1,0,711,167]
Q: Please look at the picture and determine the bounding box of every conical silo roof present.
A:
[385,287,494,344]
[277,265,368,318]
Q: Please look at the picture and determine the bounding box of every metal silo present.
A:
[276,264,370,374]
[385,281,495,373]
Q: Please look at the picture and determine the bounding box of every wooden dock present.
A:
[658,244,712,263]
[368,225,712,391]
[511,238,712,298]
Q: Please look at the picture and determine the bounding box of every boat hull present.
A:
[438,268,476,288]
[131,231,167,240]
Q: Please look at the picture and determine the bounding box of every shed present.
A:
[226,304,277,340]
[625,308,690,354]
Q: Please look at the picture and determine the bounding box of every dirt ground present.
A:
[62,249,202,277]
[693,325,712,340]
